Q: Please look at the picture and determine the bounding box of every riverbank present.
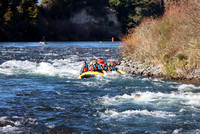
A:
[118,0,200,84]
[117,58,200,84]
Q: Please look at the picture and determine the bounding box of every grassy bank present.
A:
[121,0,200,78]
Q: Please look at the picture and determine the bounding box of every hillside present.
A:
[38,1,121,41]
[0,0,164,41]
[120,0,200,81]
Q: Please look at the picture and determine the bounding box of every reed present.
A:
[121,0,200,78]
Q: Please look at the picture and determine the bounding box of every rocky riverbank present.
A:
[117,58,200,84]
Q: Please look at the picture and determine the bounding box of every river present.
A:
[0,42,200,133]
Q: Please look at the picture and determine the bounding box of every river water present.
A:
[0,42,200,133]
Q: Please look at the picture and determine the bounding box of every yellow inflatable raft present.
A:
[78,71,104,79]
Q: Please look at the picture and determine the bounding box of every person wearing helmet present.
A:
[102,63,107,71]
[94,60,103,72]
[98,57,104,65]
[93,60,98,71]
[80,61,89,74]
[107,62,112,71]
[105,62,112,72]
[110,62,117,71]
[89,62,95,71]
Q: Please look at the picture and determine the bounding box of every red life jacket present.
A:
[107,66,112,71]
[83,66,88,72]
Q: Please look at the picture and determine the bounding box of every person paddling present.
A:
[89,62,95,71]
[80,61,89,74]
[93,60,99,71]
[98,57,104,65]
[105,62,112,72]
[110,62,117,71]
[94,60,103,72]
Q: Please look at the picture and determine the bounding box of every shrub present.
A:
[121,0,200,78]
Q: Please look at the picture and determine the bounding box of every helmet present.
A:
[107,63,111,66]
[90,62,93,65]
[102,64,105,67]
[99,57,102,59]
[110,62,114,65]
[83,62,86,65]
[94,60,97,64]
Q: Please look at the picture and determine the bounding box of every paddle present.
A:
[103,70,107,74]
[118,70,125,74]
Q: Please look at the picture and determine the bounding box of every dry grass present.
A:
[121,0,200,78]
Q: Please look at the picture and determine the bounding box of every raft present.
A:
[78,71,104,79]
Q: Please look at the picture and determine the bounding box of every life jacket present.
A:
[89,65,95,71]
[94,64,98,71]
[107,66,112,71]
[111,66,117,71]
[83,65,89,72]
[98,59,104,64]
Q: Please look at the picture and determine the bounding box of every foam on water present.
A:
[0,116,38,133]
[0,125,19,133]
[178,84,200,92]
[99,90,200,109]
[172,128,200,134]
[99,109,175,119]
[0,58,82,78]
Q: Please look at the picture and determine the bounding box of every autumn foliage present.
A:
[121,0,200,78]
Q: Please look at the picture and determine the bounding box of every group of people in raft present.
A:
[80,57,117,74]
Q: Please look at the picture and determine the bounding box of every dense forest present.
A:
[0,0,164,41]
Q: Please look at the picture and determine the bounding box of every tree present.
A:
[3,6,13,24]
[18,0,38,25]
[0,0,9,23]
[109,0,164,32]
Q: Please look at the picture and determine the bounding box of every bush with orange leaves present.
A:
[121,0,200,78]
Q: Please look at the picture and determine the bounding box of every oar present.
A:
[103,70,107,74]
[118,70,125,74]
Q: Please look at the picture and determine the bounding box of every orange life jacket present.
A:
[83,66,88,72]
[98,59,104,64]
[89,66,95,71]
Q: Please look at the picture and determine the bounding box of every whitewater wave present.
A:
[99,109,175,120]
[0,59,82,78]
[99,90,200,109]
[178,84,200,93]
[0,116,38,133]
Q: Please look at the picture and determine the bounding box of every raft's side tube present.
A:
[78,71,104,79]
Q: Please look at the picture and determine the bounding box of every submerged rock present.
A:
[105,49,111,52]
[72,52,79,55]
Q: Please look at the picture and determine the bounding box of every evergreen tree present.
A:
[18,0,38,25]
[0,0,9,23]
[109,0,164,32]
[3,6,13,24]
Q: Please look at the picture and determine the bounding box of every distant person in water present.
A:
[80,61,89,74]
[112,37,114,42]
[98,57,104,65]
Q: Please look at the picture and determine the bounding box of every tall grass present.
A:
[121,0,200,78]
